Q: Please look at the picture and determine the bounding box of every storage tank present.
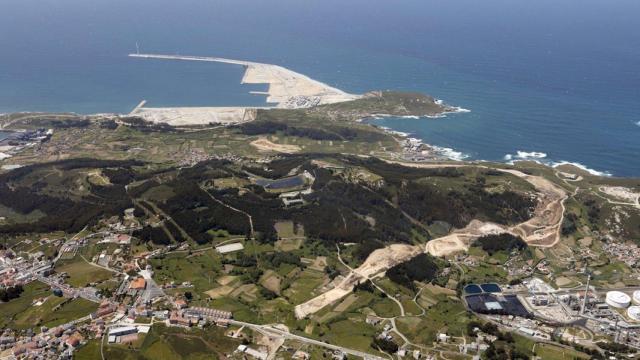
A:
[606,291,631,308]
[632,290,640,305]
[628,306,640,321]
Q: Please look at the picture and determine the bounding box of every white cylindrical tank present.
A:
[632,290,640,305]
[628,306,640,321]
[606,291,631,308]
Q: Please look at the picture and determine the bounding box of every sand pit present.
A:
[354,244,423,279]
[250,138,301,153]
[294,165,569,317]
[294,279,354,319]
[388,161,568,248]
[425,220,510,257]
[294,163,568,318]
[294,244,421,318]
[503,170,567,247]
[599,186,640,204]
[426,234,469,257]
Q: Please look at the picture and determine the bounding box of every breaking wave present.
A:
[504,151,612,176]
[431,145,469,161]
[551,161,612,177]
[504,151,547,162]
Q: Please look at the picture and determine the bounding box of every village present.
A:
[0,203,380,360]
[3,212,640,360]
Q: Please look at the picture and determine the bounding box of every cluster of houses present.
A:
[1,248,54,289]
[602,240,640,268]
[168,305,233,328]
[0,321,86,359]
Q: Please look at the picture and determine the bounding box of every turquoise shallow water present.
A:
[0,0,638,176]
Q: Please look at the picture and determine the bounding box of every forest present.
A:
[472,234,527,255]
[0,155,536,262]
[386,254,440,290]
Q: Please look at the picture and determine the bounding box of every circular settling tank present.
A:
[628,306,640,321]
[606,291,631,308]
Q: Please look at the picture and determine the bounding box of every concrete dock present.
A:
[129,53,254,67]
[128,53,360,110]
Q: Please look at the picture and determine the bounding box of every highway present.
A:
[228,320,386,360]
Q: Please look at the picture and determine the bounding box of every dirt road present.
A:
[294,162,568,318]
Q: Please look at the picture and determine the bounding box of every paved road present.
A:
[228,320,385,360]
[36,275,101,303]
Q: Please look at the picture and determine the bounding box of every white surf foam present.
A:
[551,161,612,177]
[636,120,640,127]
[515,151,547,159]
[451,106,471,113]
[431,145,470,161]
[503,151,547,163]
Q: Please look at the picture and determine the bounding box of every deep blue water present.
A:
[480,284,502,293]
[1,0,639,176]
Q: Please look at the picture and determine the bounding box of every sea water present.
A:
[1,0,638,176]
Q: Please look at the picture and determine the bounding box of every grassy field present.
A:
[55,255,115,287]
[149,250,223,301]
[75,323,242,360]
[0,281,97,331]
[396,296,471,344]
[0,281,51,329]
[13,297,96,330]
[274,221,304,239]
[282,268,326,304]
[533,342,590,360]
[370,297,401,318]
[320,318,382,355]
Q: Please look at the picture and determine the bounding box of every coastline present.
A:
[363,103,472,162]
[369,113,613,177]
[128,53,361,125]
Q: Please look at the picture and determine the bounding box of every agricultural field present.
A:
[74,324,242,360]
[55,255,115,288]
[0,281,97,331]
[149,249,223,301]
[533,343,591,360]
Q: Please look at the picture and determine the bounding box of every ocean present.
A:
[1,0,638,176]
